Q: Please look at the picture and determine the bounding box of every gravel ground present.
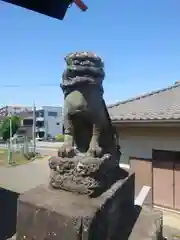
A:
[162,210,180,239]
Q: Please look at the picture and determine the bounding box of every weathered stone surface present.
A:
[47,51,122,196]
[16,172,135,240]
[49,155,125,197]
[58,51,120,162]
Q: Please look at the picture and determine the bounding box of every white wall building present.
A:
[0,105,32,116]
[0,104,63,139]
[108,81,180,211]
[35,106,63,139]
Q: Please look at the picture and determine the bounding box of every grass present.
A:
[0,149,43,167]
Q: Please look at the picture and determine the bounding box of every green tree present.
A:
[0,115,21,141]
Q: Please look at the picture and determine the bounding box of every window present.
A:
[17,128,26,135]
[36,110,44,118]
[23,119,33,126]
[36,121,44,128]
[37,131,45,138]
[48,111,57,117]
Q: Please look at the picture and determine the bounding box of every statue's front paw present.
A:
[49,157,61,170]
[87,145,103,158]
[58,145,75,158]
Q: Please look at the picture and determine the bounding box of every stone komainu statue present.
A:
[59,51,120,159]
[49,52,122,195]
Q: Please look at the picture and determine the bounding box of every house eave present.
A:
[112,119,180,127]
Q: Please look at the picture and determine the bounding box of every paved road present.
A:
[0,142,62,193]
[35,141,63,148]
[0,143,63,193]
[0,141,63,149]
[35,142,63,155]
[0,142,63,156]
[34,147,58,156]
[0,158,50,193]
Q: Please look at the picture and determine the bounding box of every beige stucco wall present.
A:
[117,126,180,163]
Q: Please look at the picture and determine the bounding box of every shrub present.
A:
[55,134,64,142]
[24,152,40,160]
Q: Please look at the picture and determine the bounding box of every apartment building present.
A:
[35,106,63,139]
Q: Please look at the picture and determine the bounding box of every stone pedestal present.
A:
[0,188,19,239]
[16,172,135,240]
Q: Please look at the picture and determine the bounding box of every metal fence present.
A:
[5,137,36,165]
[11,137,31,151]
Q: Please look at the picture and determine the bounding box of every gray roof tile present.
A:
[108,82,180,121]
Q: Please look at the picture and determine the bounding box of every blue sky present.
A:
[0,0,180,107]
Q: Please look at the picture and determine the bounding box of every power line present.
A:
[0,84,60,88]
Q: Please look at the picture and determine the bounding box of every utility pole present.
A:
[32,102,36,154]
[10,114,12,147]
[8,113,12,164]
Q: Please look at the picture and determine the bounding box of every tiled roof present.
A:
[108,82,180,121]
[17,111,33,118]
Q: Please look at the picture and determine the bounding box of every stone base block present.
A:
[0,188,19,239]
[16,171,134,240]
